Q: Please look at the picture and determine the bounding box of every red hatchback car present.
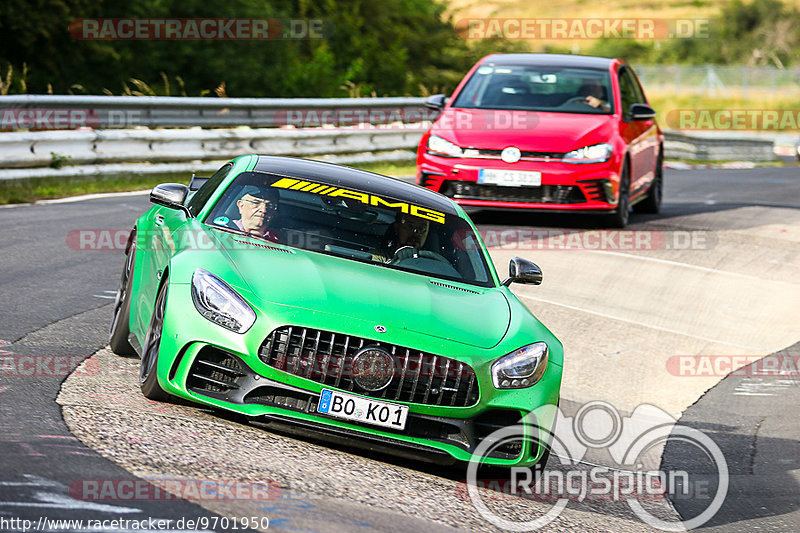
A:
[416,54,663,227]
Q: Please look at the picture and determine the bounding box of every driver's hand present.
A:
[584,96,609,111]
[392,247,417,261]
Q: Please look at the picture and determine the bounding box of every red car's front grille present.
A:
[472,149,565,161]
[447,181,586,204]
[258,326,480,407]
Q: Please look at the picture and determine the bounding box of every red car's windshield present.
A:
[452,65,614,115]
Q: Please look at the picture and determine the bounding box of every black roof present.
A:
[481,53,614,70]
[253,156,459,215]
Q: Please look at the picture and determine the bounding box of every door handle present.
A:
[154,215,165,225]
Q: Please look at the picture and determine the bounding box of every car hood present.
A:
[434,108,615,153]
[216,236,511,349]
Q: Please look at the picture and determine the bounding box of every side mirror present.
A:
[502,257,543,286]
[150,183,192,217]
[424,94,448,110]
[629,103,656,121]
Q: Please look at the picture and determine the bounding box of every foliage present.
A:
[588,0,800,67]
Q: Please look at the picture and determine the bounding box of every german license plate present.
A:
[479,169,541,187]
[317,389,409,430]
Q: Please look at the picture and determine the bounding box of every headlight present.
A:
[191,269,256,333]
[427,135,463,157]
[492,342,548,389]
[563,143,612,164]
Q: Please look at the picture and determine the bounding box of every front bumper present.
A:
[418,152,621,212]
[154,284,562,467]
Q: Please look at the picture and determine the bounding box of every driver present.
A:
[578,78,610,112]
[229,185,280,242]
[371,213,430,262]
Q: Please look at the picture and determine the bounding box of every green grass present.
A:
[0,162,418,205]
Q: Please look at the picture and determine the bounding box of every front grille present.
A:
[186,346,246,395]
[472,149,565,161]
[258,326,479,407]
[449,181,586,204]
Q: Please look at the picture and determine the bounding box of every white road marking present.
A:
[93,294,116,300]
[519,294,765,351]
[0,492,140,513]
[581,249,797,285]
[36,190,150,205]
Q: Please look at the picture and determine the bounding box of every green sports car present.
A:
[109,155,562,468]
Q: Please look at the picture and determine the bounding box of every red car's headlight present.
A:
[427,135,464,157]
[563,143,613,164]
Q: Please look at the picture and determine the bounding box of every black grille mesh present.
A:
[449,182,586,204]
[258,326,479,407]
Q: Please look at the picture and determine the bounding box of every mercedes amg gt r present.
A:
[109,155,562,468]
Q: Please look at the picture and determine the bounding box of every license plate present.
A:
[479,169,541,187]
[317,389,409,430]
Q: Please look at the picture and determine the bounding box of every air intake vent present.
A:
[233,239,294,253]
[430,281,480,294]
[186,346,246,396]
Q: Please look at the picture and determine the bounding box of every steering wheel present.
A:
[389,246,452,266]
[563,96,590,105]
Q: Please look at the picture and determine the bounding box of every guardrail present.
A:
[0,95,433,129]
[662,131,777,161]
[0,127,427,180]
[0,126,779,181]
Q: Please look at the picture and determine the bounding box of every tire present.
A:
[634,150,663,214]
[139,280,172,402]
[109,242,136,356]
[606,160,631,228]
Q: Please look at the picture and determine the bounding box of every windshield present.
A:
[204,171,495,287]
[452,65,614,115]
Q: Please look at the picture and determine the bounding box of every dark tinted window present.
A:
[187,163,232,216]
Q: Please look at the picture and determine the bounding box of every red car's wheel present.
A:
[606,160,630,228]
[634,150,663,214]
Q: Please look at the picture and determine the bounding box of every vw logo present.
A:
[352,347,395,392]
[500,146,521,163]
[374,325,387,333]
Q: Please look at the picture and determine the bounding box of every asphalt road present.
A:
[0,166,798,531]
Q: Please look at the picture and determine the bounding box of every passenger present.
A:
[371,213,430,262]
